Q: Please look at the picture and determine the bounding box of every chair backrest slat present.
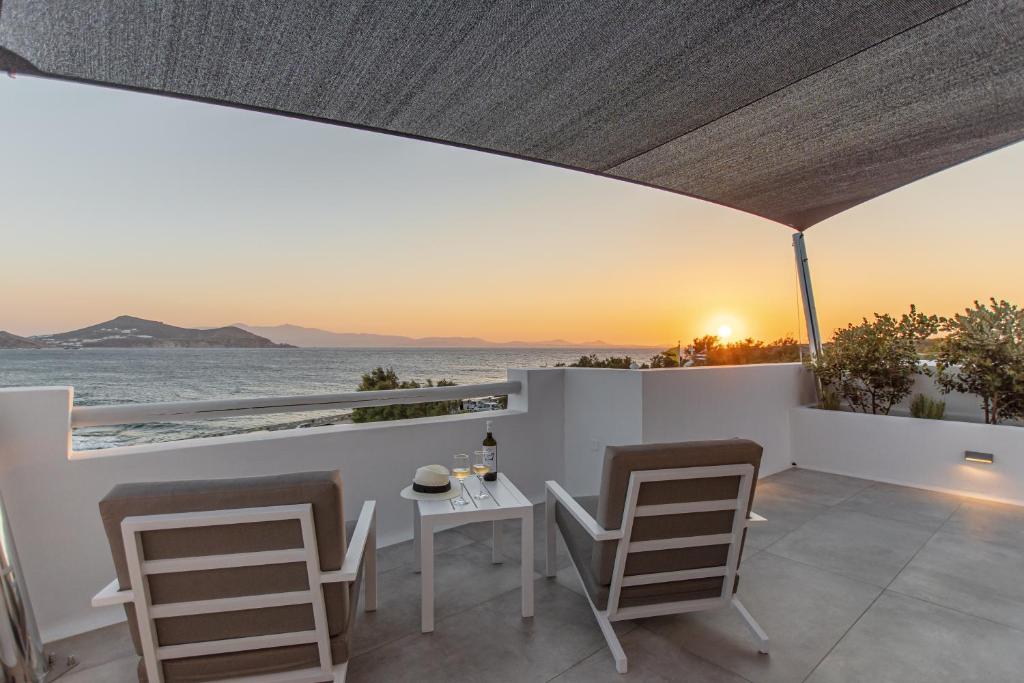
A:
[627,532,735,553]
[634,499,738,516]
[143,548,309,575]
[619,565,728,587]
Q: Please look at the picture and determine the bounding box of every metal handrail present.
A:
[70,381,520,428]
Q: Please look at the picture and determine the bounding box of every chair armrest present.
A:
[545,481,621,541]
[746,512,767,525]
[321,500,376,583]
[92,579,134,607]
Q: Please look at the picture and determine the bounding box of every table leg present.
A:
[492,520,503,564]
[421,515,434,633]
[413,503,421,574]
[521,512,534,618]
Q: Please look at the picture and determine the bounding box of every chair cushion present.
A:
[556,495,737,610]
[555,440,762,610]
[99,471,351,680]
[592,440,762,583]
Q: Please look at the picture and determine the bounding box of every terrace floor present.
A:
[50,468,1024,682]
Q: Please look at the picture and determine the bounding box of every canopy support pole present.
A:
[792,233,823,360]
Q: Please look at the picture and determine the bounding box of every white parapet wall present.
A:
[642,363,814,477]
[791,406,1024,506]
[0,369,566,642]
[561,363,815,495]
[562,368,644,495]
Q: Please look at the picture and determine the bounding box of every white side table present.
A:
[412,473,534,632]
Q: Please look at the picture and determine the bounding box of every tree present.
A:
[351,367,460,423]
[935,298,1024,424]
[649,335,802,368]
[647,348,679,368]
[558,354,638,369]
[808,306,939,415]
[706,336,801,365]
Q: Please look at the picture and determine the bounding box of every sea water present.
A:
[0,347,654,449]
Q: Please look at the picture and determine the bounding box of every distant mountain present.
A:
[34,316,294,349]
[233,323,652,349]
[0,330,46,349]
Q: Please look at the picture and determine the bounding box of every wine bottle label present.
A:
[482,445,497,470]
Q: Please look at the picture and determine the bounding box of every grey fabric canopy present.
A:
[1,0,1022,230]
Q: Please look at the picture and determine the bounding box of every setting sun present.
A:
[717,325,733,341]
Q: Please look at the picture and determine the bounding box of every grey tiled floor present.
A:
[48,469,1024,682]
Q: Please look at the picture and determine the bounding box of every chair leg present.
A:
[595,611,628,674]
[332,661,348,682]
[562,532,628,674]
[732,597,769,654]
[365,513,378,612]
[544,487,557,577]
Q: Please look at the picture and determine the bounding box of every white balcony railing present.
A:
[70,381,521,427]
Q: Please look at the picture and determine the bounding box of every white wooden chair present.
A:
[545,440,769,674]
[92,471,376,683]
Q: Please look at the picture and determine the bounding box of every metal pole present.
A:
[0,492,47,683]
[792,232,823,360]
[0,493,76,682]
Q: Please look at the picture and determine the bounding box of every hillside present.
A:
[235,323,647,349]
[34,316,293,349]
[0,330,46,349]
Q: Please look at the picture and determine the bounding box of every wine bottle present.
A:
[482,420,498,481]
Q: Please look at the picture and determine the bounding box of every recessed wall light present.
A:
[964,451,994,464]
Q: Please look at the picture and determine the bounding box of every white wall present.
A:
[642,364,815,477]
[559,364,814,495]
[561,369,643,495]
[791,406,1024,506]
[0,368,565,642]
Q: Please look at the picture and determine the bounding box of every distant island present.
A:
[6,316,294,349]
[0,330,47,348]
[1,316,654,350]
[233,323,654,349]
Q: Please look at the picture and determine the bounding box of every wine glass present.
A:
[471,450,490,499]
[452,453,471,506]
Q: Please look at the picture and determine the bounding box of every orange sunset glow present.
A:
[2,77,1022,346]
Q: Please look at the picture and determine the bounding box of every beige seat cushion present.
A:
[556,440,762,610]
[557,496,734,610]
[100,471,352,682]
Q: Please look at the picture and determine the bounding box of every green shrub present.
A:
[936,298,1024,424]
[557,354,639,369]
[807,306,939,415]
[910,394,945,420]
[351,367,459,423]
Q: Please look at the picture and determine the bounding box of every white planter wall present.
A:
[791,406,1024,506]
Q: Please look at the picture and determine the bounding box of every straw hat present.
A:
[400,464,461,500]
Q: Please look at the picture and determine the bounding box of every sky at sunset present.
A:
[1,76,1022,347]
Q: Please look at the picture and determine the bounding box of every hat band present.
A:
[413,481,452,494]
